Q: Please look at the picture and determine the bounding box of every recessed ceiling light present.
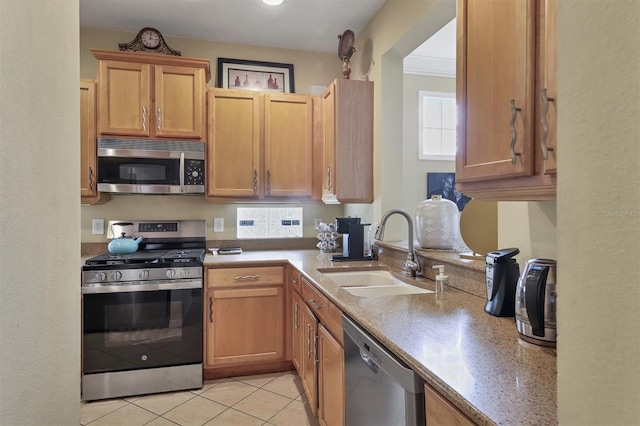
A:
[263,0,283,5]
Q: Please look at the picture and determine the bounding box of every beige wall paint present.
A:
[497,202,556,264]
[80,27,345,241]
[557,1,640,424]
[0,0,80,424]
[402,73,456,215]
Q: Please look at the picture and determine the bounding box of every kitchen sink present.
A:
[321,269,434,297]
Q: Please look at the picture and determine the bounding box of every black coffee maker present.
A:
[484,248,520,317]
[331,217,373,262]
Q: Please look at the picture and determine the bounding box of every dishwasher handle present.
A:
[359,348,379,374]
[342,313,425,394]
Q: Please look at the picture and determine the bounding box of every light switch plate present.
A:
[213,217,224,233]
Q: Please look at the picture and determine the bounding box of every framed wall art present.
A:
[217,58,295,93]
[427,172,472,212]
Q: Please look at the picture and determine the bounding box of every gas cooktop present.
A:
[85,248,205,266]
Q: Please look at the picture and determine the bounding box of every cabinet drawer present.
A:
[207,266,284,288]
[290,268,302,294]
[301,277,343,344]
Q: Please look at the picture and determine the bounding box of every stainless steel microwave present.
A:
[97,138,205,195]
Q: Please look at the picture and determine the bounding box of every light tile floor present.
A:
[80,371,319,426]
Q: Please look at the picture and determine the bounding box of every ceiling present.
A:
[79,0,455,77]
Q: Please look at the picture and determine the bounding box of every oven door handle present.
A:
[81,279,203,294]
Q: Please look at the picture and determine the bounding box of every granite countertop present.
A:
[204,250,557,426]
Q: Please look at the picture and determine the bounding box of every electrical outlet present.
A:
[92,219,104,235]
[213,217,224,233]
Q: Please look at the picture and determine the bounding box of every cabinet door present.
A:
[456,0,535,182]
[292,289,304,375]
[322,82,336,198]
[318,324,344,426]
[322,79,373,203]
[206,286,285,367]
[300,303,318,416]
[536,0,557,175]
[80,79,99,203]
[155,65,205,139]
[425,383,474,426]
[97,60,151,137]
[264,94,314,198]
[206,89,261,198]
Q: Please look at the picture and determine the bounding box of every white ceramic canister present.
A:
[415,195,460,249]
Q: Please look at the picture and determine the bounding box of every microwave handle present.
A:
[179,152,185,193]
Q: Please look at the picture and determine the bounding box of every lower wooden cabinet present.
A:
[291,289,304,374]
[204,266,285,370]
[425,383,475,426]
[318,323,344,426]
[300,303,318,417]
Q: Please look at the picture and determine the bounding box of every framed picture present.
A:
[217,58,295,93]
[427,172,472,212]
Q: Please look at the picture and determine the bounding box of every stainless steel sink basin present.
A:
[322,270,433,297]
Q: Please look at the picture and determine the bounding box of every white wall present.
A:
[556,1,640,424]
[0,0,81,424]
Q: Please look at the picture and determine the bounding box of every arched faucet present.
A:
[374,209,421,277]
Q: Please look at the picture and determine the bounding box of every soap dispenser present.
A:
[432,265,449,293]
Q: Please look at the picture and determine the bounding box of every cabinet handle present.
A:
[291,278,297,284]
[540,88,555,160]
[142,105,147,131]
[308,299,322,310]
[266,170,271,195]
[294,303,299,330]
[88,166,95,192]
[313,331,319,365]
[327,167,332,192]
[253,169,258,194]
[307,324,311,358]
[157,106,162,132]
[509,99,522,164]
[233,275,260,281]
[209,297,213,323]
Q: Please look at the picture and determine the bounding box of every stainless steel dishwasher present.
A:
[343,314,425,426]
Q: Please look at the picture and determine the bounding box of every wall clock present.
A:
[118,27,181,56]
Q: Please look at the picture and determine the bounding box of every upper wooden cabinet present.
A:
[322,79,373,203]
[91,49,210,140]
[456,0,557,200]
[206,88,320,201]
[80,79,100,204]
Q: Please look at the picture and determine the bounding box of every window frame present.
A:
[418,90,456,161]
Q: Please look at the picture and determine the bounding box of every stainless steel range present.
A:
[81,220,206,401]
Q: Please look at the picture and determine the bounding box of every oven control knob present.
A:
[111,271,122,281]
[166,269,177,279]
[139,270,150,280]
[96,272,107,282]
[180,269,190,278]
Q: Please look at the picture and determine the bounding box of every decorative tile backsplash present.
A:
[237,207,303,239]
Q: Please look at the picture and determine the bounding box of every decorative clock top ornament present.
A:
[119,27,181,56]
[338,29,356,79]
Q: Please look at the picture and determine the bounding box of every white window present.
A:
[418,91,456,161]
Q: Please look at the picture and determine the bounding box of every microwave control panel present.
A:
[185,159,205,185]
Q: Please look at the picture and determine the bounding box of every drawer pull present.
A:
[294,303,299,330]
[308,299,322,310]
[509,99,522,164]
[313,331,319,365]
[540,88,555,160]
[307,324,311,358]
[233,275,260,281]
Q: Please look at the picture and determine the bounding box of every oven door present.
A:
[82,282,203,375]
